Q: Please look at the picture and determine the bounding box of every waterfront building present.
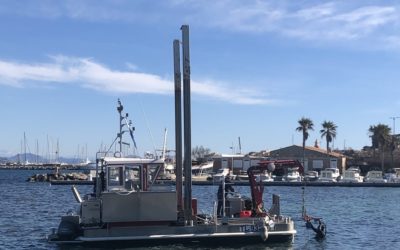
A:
[269,145,346,174]
[210,153,269,175]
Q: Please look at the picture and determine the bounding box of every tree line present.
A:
[296,117,337,165]
[297,117,398,170]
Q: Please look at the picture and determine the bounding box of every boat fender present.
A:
[260,217,269,241]
[57,220,79,240]
[257,203,264,214]
[261,225,269,241]
[268,219,275,229]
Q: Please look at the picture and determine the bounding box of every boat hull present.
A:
[49,230,295,247]
[49,220,295,247]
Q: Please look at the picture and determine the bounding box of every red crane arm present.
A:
[247,159,303,216]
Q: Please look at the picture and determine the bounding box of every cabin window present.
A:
[107,166,124,189]
[147,164,163,182]
[222,159,228,168]
[125,165,141,190]
[107,165,142,191]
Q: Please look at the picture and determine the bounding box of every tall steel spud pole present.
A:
[181,25,193,225]
[173,39,183,216]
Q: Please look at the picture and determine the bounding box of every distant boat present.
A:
[192,161,213,181]
[318,168,340,182]
[235,170,249,181]
[364,170,386,183]
[77,160,96,170]
[212,168,231,182]
[255,171,274,182]
[303,171,319,182]
[340,168,363,183]
[386,168,400,183]
[283,167,302,182]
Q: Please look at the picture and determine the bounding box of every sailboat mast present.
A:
[162,128,167,160]
[56,139,59,163]
[36,139,39,164]
[24,132,26,166]
[47,135,49,164]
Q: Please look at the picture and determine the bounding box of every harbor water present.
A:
[1,169,400,250]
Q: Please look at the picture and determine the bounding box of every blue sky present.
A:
[1,0,400,159]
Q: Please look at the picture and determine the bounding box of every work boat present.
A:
[47,156,296,246]
[48,25,295,247]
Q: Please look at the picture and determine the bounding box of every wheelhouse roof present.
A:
[102,157,164,165]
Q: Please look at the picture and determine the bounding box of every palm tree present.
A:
[368,124,391,171]
[320,121,337,154]
[296,117,314,167]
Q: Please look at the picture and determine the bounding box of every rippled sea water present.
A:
[1,170,400,250]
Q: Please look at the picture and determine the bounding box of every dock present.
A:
[50,180,94,185]
[49,179,400,187]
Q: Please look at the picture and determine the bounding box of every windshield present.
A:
[107,165,141,191]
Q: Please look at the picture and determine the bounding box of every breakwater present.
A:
[0,164,79,170]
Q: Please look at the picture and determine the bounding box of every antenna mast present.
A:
[117,99,124,153]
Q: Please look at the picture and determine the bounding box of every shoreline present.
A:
[48,179,400,187]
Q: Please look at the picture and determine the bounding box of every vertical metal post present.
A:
[173,39,183,215]
[117,99,124,153]
[181,25,193,225]
[389,116,400,168]
[238,136,242,155]
[222,179,226,217]
[23,132,26,166]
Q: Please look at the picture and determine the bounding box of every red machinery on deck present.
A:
[247,160,303,216]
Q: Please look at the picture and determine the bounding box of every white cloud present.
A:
[2,1,400,44]
[200,2,400,41]
[295,3,335,20]
[2,0,399,53]
[0,56,270,105]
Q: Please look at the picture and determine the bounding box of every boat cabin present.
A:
[364,170,387,183]
[82,157,177,226]
[341,169,363,183]
[319,168,340,182]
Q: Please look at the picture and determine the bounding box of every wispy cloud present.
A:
[191,1,400,42]
[0,56,270,105]
[0,0,168,23]
[2,1,399,45]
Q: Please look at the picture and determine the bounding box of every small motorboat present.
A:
[304,171,319,182]
[340,168,363,183]
[364,170,387,183]
[318,168,340,182]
